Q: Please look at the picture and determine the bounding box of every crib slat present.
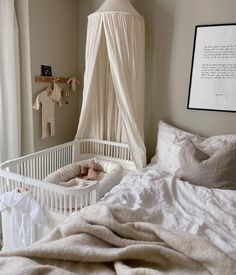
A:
[55,192,58,212]
[85,193,88,207]
[59,194,62,214]
[80,193,83,209]
[0,177,3,194]
[75,193,78,212]
[69,195,72,215]
[50,191,53,212]
[46,190,49,210]
[64,195,67,216]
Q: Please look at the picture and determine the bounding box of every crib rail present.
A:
[77,139,136,170]
[0,139,135,216]
[0,139,135,250]
[0,141,75,180]
[0,169,98,216]
[0,139,135,179]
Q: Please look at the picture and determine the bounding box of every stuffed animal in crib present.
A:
[82,167,98,180]
[78,160,101,180]
[78,166,88,177]
[59,160,101,187]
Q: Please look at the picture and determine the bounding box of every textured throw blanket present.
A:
[0,204,235,275]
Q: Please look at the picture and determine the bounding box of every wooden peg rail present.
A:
[35,76,69,83]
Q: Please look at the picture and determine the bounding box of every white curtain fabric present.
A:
[0,0,21,163]
[76,12,146,168]
[15,0,34,156]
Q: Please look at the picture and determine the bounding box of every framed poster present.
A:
[188,23,236,112]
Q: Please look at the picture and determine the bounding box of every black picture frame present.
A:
[187,23,236,113]
[41,65,52,77]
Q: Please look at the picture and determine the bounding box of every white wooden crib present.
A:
[0,139,136,250]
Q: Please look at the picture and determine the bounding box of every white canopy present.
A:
[75,0,146,168]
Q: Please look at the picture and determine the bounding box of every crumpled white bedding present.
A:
[100,163,236,260]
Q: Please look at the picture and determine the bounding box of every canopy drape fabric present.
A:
[0,0,21,163]
[76,2,146,168]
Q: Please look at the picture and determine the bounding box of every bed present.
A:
[0,121,236,274]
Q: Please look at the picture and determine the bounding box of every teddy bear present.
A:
[78,166,88,177]
[78,160,101,180]
[58,160,101,188]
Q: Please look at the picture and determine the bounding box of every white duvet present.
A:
[100,164,236,260]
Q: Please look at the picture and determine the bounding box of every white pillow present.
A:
[177,140,236,189]
[151,121,204,173]
[198,135,236,156]
[152,120,236,174]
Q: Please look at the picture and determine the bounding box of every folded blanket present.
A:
[0,204,235,275]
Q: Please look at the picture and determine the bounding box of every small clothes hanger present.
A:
[49,81,62,106]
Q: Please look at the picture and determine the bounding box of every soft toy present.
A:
[78,160,101,180]
[78,166,88,177]
[67,77,80,92]
[59,160,101,187]
[82,167,98,180]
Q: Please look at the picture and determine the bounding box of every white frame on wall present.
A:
[188,23,236,113]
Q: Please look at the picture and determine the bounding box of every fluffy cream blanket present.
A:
[0,204,235,275]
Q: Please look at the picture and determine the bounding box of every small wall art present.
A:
[41,65,52,77]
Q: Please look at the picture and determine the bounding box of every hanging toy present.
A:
[67,77,80,92]
[63,90,71,104]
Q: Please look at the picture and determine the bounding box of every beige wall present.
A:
[29,0,81,152]
[79,0,236,160]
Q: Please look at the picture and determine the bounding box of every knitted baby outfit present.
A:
[33,83,62,139]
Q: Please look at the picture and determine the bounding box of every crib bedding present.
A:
[45,159,124,200]
[100,163,236,260]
